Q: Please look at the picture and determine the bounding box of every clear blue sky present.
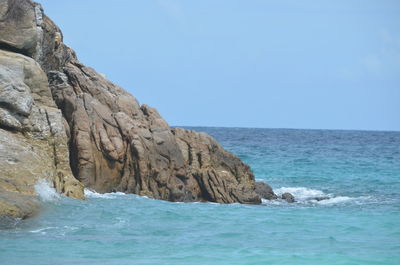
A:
[39,0,400,131]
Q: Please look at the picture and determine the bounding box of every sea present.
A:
[1,127,399,265]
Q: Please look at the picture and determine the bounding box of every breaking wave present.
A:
[275,186,328,200]
[265,186,361,205]
[84,189,127,199]
[34,179,60,202]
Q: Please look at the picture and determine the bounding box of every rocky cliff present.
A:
[0,0,84,221]
[0,0,269,221]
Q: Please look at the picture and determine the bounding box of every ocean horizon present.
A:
[178,125,400,133]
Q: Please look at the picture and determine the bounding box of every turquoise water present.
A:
[1,128,399,265]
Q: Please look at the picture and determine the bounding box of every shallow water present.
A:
[1,128,399,265]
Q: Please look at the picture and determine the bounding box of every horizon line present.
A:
[172,125,400,133]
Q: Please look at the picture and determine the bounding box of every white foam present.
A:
[317,196,353,204]
[34,179,60,202]
[268,186,360,205]
[84,189,126,199]
[274,186,327,200]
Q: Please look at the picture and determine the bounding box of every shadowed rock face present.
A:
[0,0,262,205]
[255,182,278,200]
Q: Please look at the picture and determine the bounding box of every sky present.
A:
[39,0,400,131]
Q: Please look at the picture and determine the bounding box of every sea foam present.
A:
[84,189,126,199]
[274,186,327,200]
[34,179,60,202]
[317,196,353,204]
[269,186,355,205]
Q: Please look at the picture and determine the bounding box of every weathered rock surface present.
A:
[0,0,40,57]
[255,182,278,200]
[0,49,84,221]
[0,0,264,211]
[46,63,260,203]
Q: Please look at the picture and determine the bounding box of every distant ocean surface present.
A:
[1,128,399,265]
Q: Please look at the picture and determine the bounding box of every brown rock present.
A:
[46,60,260,204]
[255,182,278,200]
[0,0,266,206]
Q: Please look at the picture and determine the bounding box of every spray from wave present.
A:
[34,179,60,202]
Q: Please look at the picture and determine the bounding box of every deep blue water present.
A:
[1,128,399,265]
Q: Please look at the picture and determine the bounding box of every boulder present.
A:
[312,196,330,201]
[255,182,278,200]
[281,192,295,203]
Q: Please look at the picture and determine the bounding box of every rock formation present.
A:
[0,0,265,221]
[0,48,84,220]
[281,192,295,203]
[255,182,278,200]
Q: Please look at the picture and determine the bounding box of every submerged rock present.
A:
[0,192,40,227]
[0,0,265,217]
[311,196,330,201]
[255,182,278,200]
[281,192,295,203]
